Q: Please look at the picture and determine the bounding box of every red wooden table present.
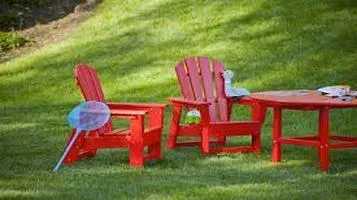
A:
[249,90,357,172]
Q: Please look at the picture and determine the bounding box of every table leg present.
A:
[273,107,282,163]
[318,107,330,172]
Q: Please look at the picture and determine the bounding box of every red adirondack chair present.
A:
[63,64,166,168]
[167,56,266,154]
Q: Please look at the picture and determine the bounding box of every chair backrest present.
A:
[74,64,112,134]
[175,56,228,122]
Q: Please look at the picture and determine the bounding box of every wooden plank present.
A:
[330,135,357,141]
[111,109,148,116]
[329,142,357,149]
[88,68,106,102]
[175,62,194,100]
[291,136,318,140]
[129,115,145,167]
[209,121,260,136]
[86,66,111,134]
[167,104,182,149]
[75,65,104,102]
[279,138,320,147]
[107,102,166,109]
[212,59,228,121]
[75,66,95,100]
[185,57,204,101]
[198,56,214,100]
[178,125,202,136]
[83,136,129,148]
[272,107,282,162]
[198,56,217,121]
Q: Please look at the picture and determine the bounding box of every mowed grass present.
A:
[1,0,357,199]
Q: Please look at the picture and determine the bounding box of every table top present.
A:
[249,90,357,108]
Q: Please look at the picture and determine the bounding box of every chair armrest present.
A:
[107,102,166,110]
[227,96,254,106]
[111,109,148,119]
[227,96,267,124]
[168,97,211,108]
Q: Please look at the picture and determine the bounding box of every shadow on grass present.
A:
[1,0,357,199]
[1,150,356,199]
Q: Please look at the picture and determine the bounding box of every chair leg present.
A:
[252,132,261,153]
[147,108,164,160]
[167,105,182,149]
[63,129,84,164]
[272,107,282,163]
[129,143,144,168]
[81,130,98,157]
[129,115,145,168]
[201,127,210,154]
[251,103,266,154]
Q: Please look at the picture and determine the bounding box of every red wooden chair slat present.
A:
[185,57,204,101]
[198,56,217,121]
[168,56,265,154]
[63,64,166,168]
[76,66,105,101]
[213,59,228,121]
[175,62,194,100]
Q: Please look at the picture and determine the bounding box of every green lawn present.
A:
[1,0,357,199]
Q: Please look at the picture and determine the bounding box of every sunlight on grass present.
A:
[0,122,38,132]
[1,0,357,199]
[0,189,55,199]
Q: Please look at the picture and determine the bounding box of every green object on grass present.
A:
[185,109,201,124]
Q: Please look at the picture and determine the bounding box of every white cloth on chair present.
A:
[223,70,250,97]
